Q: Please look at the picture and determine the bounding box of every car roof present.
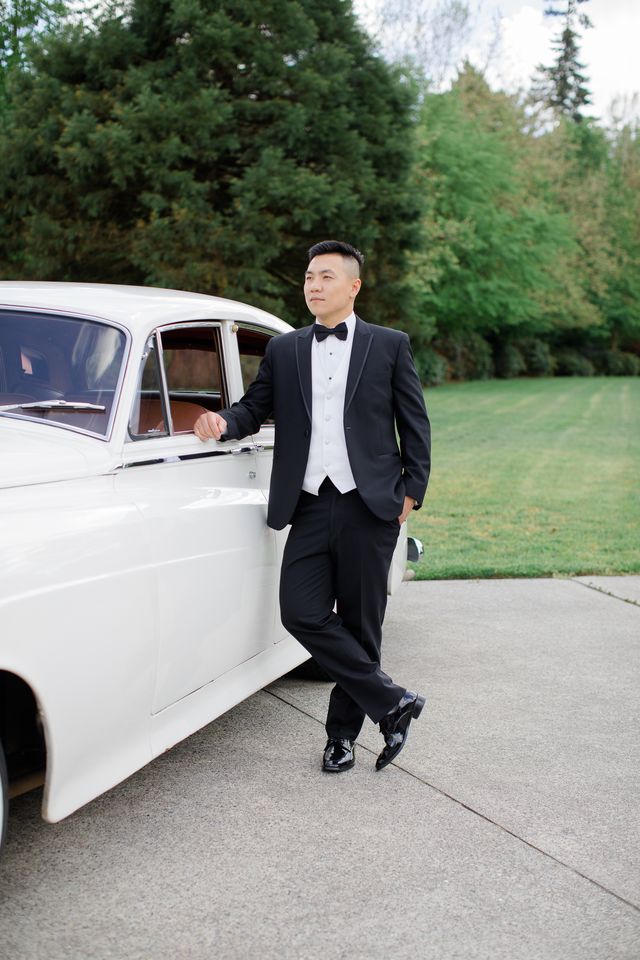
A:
[0,282,293,335]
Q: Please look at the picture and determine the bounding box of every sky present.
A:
[482,0,640,121]
[354,0,640,123]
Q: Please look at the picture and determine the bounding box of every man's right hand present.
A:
[194,411,228,442]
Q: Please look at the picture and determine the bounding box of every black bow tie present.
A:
[314,322,348,342]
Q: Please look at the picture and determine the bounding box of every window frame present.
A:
[128,321,227,442]
[0,307,130,442]
[235,323,276,426]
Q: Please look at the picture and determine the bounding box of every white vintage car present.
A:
[0,282,420,855]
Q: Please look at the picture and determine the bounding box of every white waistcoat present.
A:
[302,317,357,495]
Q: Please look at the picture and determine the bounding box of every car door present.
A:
[115,321,278,714]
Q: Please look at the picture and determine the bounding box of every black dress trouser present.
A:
[279,477,406,739]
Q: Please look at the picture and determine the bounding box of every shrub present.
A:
[517,338,557,376]
[495,343,526,379]
[416,348,448,386]
[621,352,637,374]
[599,350,640,376]
[554,349,595,376]
[435,333,494,380]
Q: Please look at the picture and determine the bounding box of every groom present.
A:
[194,240,431,772]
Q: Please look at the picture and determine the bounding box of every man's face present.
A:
[303,253,361,325]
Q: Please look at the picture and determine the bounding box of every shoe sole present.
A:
[412,694,426,719]
[375,694,426,771]
[322,760,355,773]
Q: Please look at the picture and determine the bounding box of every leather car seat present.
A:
[136,399,209,435]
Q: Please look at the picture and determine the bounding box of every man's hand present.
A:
[194,411,228,442]
[398,496,417,525]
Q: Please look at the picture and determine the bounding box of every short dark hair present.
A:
[307,239,364,274]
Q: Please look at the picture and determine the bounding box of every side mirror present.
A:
[407,536,424,563]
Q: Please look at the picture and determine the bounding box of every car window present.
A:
[161,327,222,396]
[129,324,224,439]
[0,310,127,437]
[237,326,275,425]
[128,335,169,439]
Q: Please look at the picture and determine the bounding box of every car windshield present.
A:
[0,310,127,437]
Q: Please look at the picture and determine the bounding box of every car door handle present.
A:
[230,445,255,455]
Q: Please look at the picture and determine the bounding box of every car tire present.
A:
[0,738,8,858]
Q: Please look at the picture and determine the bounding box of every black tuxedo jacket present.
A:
[219,315,431,530]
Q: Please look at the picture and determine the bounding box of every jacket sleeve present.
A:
[392,333,431,509]
[218,337,275,440]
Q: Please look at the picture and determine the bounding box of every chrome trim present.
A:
[235,321,279,337]
[178,449,238,462]
[154,320,222,333]
[154,332,173,435]
[120,458,168,469]
[117,446,252,469]
[153,322,229,436]
[0,400,106,412]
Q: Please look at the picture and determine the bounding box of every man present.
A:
[194,240,431,772]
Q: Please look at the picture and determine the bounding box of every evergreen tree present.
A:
[0,1,67,68]
[0,0,419,327]
[535,0,593,122]
[0,0,68,102]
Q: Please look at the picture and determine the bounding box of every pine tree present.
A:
[535,0,593,122]
[0,1,68,102]
[0,0,420,328]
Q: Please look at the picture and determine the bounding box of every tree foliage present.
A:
[600,121,640,350]
[0,1,67,64]
[405,58,640,379]
[410,69,579,347]
[0,0,420,326]
[0,0,68,102]
[535,0,593,122]
[0,0,638,378]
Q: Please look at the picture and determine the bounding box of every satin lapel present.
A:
[295,325,314,422]
[344,315,373,413]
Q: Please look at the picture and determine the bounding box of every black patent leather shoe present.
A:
[322,738,355,773]
[375,691,426,771]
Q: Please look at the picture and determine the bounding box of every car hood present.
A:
[0,418,112,489]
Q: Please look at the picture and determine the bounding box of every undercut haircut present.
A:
[307,240,365,276]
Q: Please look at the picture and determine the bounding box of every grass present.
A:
[406,377,640,580]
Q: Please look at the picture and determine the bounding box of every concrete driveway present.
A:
[0,576,639,959]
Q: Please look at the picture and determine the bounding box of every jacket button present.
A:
[304,428,310,438]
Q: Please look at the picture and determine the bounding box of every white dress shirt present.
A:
[302,312,357,496]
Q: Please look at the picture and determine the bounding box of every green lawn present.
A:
[407,377,640,580]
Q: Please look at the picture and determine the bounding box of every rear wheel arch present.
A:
[0,671,48,828]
